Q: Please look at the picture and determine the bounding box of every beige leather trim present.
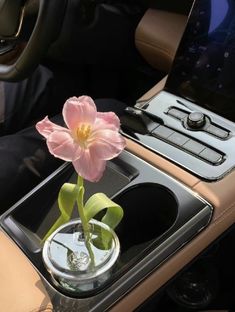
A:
[111,138,235,311]
[135,9,187,72]
[0,230,53,312]
[137,75,167,103]
[125,138,199,188]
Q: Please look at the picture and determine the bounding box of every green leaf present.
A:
[42,182,79,242]
[83,192,124,229]
[83,193,123,250]
[91,226,113,250]
[58,183,79,220]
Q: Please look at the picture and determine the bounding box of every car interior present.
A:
[1,0,235,311]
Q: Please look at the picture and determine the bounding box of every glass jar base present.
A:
[43,218,120,294]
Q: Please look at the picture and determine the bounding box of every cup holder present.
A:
[114,183,178,250]
[0,152,212,307]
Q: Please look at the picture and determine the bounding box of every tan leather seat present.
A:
[135,9,188,73]
[0,231,53,312]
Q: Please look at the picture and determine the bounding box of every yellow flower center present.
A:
[75,124,92,147]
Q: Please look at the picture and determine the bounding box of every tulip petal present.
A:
[96,112,120,130]
[72,150,106,182]
[47,131,81,161]
[36,116,66,139]
[63,96,97,131]
[89,129,126,160]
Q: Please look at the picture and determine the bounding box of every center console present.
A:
[121,90,235,181]
[0,150,212,311]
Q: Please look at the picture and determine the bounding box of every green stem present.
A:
[76,175,89,234]
[85,236,95,269]
[76,175,95,267]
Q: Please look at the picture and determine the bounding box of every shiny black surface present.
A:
[166,0,235,122]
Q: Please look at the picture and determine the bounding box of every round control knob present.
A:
[187,111,206,129]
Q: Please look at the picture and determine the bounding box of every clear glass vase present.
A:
[42,218,120,294]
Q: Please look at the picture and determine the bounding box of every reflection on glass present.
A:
[43,219,120,294]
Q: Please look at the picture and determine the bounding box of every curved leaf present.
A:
[83,193,123,229]
[42,182,79,242]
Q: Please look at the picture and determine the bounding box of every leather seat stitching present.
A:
[136,39,174,58]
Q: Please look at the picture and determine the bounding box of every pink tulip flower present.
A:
[36,96,126,182]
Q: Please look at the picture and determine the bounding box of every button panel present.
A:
[152,125,174,139]
[167,107,230,140]
[167,108,188,120]
[152,125,224,165]
[183,140,205,154]
[135,91,235,180]
[167,132,189,146]
[205,124,229,139]
[199,148,223,164]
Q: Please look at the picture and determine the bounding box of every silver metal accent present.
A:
[187,111,206,129]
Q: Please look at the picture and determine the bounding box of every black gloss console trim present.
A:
[0,150,212,311]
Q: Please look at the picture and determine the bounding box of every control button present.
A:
[183,139,206,154]
[168,132,190,146]
[205,124,229,139]
[187,111,206,129]
[199,148,223,164]
[167,108,188,120]
[152,125,174,139]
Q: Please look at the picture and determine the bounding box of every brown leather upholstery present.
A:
[0,230,53,312]
[135,9,187,72]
